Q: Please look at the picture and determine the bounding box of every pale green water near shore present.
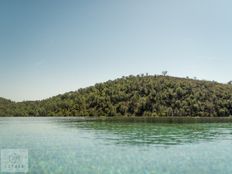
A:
[0,117,232,174]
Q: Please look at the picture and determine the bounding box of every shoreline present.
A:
[94,116,232,123]
[1,116,232,123]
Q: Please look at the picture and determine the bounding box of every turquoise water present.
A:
[0,117,232,174]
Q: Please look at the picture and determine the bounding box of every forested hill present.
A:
[1,75,232,117]
[0,97,14,116]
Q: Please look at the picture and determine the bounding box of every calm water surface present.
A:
[0,117,232,174]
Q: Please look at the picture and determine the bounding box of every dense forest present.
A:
[1,75,232,117]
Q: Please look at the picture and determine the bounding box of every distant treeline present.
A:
[1,75,232,117]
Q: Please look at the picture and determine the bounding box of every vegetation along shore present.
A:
[1,74,232,118]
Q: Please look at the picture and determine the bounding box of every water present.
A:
[0,117,232,174]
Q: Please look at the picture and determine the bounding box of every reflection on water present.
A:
[56,118,232,146]
[0,117,232,174]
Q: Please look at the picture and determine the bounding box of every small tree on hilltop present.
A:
[162,71,168,76]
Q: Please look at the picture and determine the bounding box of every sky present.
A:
[0,0,232,101]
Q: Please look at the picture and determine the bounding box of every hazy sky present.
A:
[1,0,232,101]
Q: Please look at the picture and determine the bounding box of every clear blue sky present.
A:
[1,0,232,101]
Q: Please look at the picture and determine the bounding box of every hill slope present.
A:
[0,97,15,116]
[1,75,232,117]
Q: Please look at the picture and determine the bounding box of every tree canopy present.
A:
[1,75,232,117]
